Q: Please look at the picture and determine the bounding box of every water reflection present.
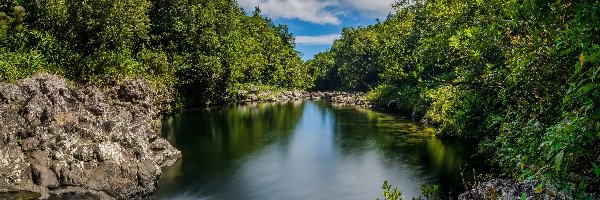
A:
[156,101,487,199]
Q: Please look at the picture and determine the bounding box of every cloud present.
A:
[339,0,396,17]
[239,0,342,25]
[295,34,341,45]
[239,0,395,25]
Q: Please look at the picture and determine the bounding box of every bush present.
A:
[0,50,51,82]
[367,84,429,116]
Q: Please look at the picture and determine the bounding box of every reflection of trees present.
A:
[159,102,305,185]
[164,102,305,159]
[325,105,435,151]
[158,102,487,197]
[425,137,461,174]
[325,105,482,196]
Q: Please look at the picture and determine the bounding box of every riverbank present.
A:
[0,75,574,200]
[236,89,372,107]
[0,74,180,199]
[458,179,568,200]
[0,75,377,199]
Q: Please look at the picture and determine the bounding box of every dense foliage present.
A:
[0,0,310,107]
[308,0,600,197]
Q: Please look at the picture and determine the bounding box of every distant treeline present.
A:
[0,0,311,107]
[306,0,599,197]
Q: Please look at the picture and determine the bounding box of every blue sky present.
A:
[239,0,396,60]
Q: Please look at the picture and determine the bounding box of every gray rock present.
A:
[292,91,302,97]
[0,74,181,199]
[31,165,59,189]
[458,179,563,200]
[235,90,372,107]
[250,87,259,95]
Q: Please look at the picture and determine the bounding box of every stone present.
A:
[31,165,59,189]
[250,87,259,95]
[292,91,302,97]
[117,79,148,102]
[458,179,563,200]
[235,90,373,108]
[0,74,181,199]
[20,138,40,152]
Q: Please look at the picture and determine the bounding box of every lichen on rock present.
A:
[0,74,181,199]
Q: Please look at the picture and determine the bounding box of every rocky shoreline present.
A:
[0,74,181,199]
[458,179,566,200]
[0,76,571,200]
[236,90,373,107]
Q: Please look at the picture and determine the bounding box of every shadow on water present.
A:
[155,101,490,200]
[0,192,40,200]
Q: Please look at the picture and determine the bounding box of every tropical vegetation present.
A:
[307,0,600,197]
[0,0,310,107]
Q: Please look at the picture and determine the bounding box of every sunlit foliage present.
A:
[308,0,600,197]
[0,0,309,107]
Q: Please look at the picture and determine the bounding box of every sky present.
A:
[238,0,396,60]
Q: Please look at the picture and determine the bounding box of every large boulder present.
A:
[0,74,181,199]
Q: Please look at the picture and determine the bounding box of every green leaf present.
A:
[561,47,576,56]
[577,180,587,192]
[554,151,564,175]
[592,162,600,178]
[587,51,599,62]
[575,61,582,73]
[577,83,596,94]
[562,94,571,104]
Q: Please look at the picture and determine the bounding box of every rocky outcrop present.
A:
[458,179,564,200]
[0,74,181,199]
[236,90,372,107]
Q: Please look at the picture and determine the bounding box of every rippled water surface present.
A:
[155,101,488,200]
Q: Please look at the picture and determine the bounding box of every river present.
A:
[155,101,489,200]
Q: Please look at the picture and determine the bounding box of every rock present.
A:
[458,179,562,200]
[235,90,373,108]
[31,165,59,189]
[20,137,40,152]
[117,79,148,102]
[0,74,181,199]
[250,87,259,95]
[292,91,302,97]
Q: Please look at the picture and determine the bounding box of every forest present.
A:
[0,0,310,108]
[307,0,600,197]
[1,0,599,198]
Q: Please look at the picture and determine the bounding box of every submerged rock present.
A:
[0,74,181,199]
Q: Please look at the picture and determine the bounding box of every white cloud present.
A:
[295,34,341,45]
[239,0,395,25]
[339,0,396,18]
[240,0,342,25]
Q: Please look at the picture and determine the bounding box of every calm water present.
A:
[155,101,488,200]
